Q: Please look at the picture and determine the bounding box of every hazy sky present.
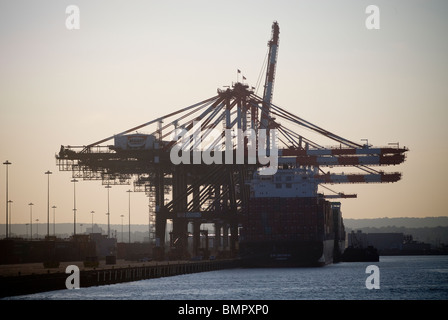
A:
[1,0,447,229]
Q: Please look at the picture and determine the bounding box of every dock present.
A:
[0,258,240,298]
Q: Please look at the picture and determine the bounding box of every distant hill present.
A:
[344,217,448,229]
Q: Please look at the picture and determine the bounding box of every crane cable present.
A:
[255,48,269,96]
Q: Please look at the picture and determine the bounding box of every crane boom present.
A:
[260,21,280,130]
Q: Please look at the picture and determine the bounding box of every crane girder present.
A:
[286,153,406,166]
[55,21,408,205]
[315,172,402,184]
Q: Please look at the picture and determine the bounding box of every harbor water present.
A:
[4,255,448,300]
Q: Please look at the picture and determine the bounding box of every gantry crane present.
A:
[56,22,408,260]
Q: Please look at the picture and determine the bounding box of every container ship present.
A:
[239,160,346,267]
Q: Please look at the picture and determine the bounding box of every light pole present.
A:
[8,200,13,236]
[28,203,34,240]
[71,178,78,236]
[120,214,124,243]
[45,170,52,238]
[91,211,95,234]
[26,223,29,240]
[148,196,152,243]
[127,189,132,243]
[52,205,57,236]
[3,160,11,239]
[36,218,39,239]
[105,184,112,238]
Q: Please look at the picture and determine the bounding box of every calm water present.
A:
[5,255,448,300]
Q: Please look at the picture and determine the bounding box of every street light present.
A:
[71,178,78,236]
[127,189,132,243]
[148,196,152,244]
[52,205,57,236]
[36,218,39,239]
[3,160,11,239]
[45,170,52,238]
[120,214,124,243]
[26,223,29,240]
[91,211,95,234]
[8,200,13,236]
[28,203,34,240]
[105,184,112,238]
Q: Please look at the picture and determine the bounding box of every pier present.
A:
[0,258,240,298]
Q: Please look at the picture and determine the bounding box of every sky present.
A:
[0,0,447,230]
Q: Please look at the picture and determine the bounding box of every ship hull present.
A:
[239,239,336,267]
[240,197,345,267]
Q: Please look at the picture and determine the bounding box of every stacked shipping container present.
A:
[241,197,334,242]
[239,196,344,267]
